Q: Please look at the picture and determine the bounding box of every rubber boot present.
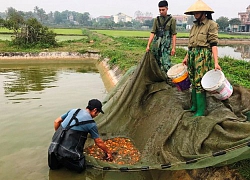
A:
[193,92,206,117]
[189,89,197,112]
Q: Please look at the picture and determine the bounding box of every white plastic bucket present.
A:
[201,70,233,100]
[167,63,191,91]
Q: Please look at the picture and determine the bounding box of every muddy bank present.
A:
[97,58,123,92]
[0,50,101,60]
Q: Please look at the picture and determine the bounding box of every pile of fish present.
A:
[85,137,141,165]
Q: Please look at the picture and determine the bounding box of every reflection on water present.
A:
[1,60,100,103]
[218,45,250,61]
[179,45,250,61]
[3,68,57,102]
[234,45,250,61]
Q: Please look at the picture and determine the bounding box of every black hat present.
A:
[88,99,104,114]
[158,0,168,7]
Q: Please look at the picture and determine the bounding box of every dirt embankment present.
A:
[0,50,101,60]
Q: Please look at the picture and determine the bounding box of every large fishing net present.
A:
[84,52,250,171]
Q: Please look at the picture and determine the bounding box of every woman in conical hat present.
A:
[182,0,222,116]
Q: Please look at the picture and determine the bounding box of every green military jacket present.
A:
[151,15,177,35]
[188,17,219,48]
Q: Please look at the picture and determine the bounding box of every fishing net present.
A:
[84,52,250,171]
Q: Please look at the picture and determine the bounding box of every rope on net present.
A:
[85,140,250,172]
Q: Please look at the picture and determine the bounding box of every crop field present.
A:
[51,28,83,35]
[0,34,13,41]
[92,30,151,37]
[0,28,85,41]
[0,28,249,42]
[93,29,250,39]
[0,28,13,33]
[55,35,86,42]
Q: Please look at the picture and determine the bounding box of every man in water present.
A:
[48,99,113,173]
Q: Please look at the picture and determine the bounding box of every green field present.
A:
[0,28,86,41]
[55,35,86,42]
[51,28,84,35]
[93,29,250,39]
[92,30,151,37]
[0,34,86,42]
[0,28,249,40]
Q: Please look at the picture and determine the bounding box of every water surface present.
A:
[0,59,107,180]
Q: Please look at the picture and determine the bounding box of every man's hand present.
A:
[105,152,113,161]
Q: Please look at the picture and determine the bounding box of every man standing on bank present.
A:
[48,99,113,173]
[146,0,177,74]
[182,0,221,116]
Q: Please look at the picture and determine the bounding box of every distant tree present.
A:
[4,7,25,35]
[47,11,54,24]
[143,19,154,28]
[131,20,142,29]
[216,16,229,31]
[3,11,57,48]
[34,6,48,23]
[97,18,114,28]
[124,21,133,28]
[82,12,90,26]
[54,11,62,24]
[23,11,35,20]
[229,18,241,26]
[116,21,125,28]
[187,16,195,25]
[15,18,57,47]
[229,18,241,32]
[61,10,70,23]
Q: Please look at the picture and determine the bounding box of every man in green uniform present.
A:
[182,0,222,116]
[146,0,177,74]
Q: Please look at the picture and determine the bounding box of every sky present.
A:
[0,0,249,20]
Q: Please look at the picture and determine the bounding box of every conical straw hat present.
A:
[184,0,214,15]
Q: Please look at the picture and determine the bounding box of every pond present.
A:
[179,45,250,62]
[0,59,108,180]
[218,45,250,61]
[0,59,174,180]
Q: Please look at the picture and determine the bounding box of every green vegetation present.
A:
[1,9,57,48]
[93,29,250,39]
[230,159,250,180]
[55,35,86,42]
[92,30,150,37]
[0,28,249,89]
[52,28,84,35]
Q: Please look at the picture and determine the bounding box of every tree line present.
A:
[0,6,243,31]
[0,7,57,48]
[0,6,154,29]
[216,16,242,32]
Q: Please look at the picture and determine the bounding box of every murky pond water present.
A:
[0,59,172,180]
[0,59,108,180]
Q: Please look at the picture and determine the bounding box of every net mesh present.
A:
[84,52,250,170]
